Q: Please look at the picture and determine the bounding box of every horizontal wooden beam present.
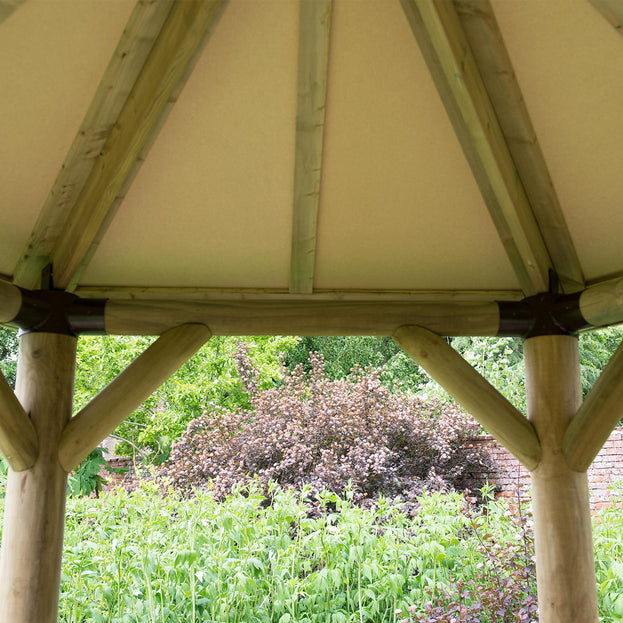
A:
[0,371,38,471]
[455,0,584,293]
[394,325,541,469]
[564,337,623,471]
[578,276,623,328]
[13,0,173,289]
[75,286,523,303]
[0,281,22,323]
[400,0,552,296]
[104,299,500,337]
[289,0,332,294]
[59,323,211,472]
[50,0,228,290]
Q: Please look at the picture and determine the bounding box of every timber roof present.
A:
[1,0,623,335]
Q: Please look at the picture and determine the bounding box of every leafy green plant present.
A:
[73,335,298,461]
[67,448,125,498]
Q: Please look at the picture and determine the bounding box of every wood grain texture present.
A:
[76,286,523,303]
[289,0,332,294]
[0,0,25,25]
[579,276,623,328]
[13,0,173,289]
[400,0,552,296]
[0,369,37,471]
[393,324,541,469]
[0,280,22,322]
[455,0,584,293]
[59,323,211,471]
[524,335,598,623]
[564,337,623,471]
[104,298,500,337]
[49,0,228,290]
[0,333,77,623]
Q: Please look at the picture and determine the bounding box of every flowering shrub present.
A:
[160,349,492,508]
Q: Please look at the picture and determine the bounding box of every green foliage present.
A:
[0,326,18,388]
[579,325,623,397]
[593,483,623,621]
[283,336,429,392]
[448,337,526,413]
[74,335,298,462]
[0,455,7,498]
[45,483,538,623]
[67,448,124,498]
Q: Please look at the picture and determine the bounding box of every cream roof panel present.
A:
[493,0,623,283]
[0,0,134,276]
[82,0,298,289]
[314,0,518,291]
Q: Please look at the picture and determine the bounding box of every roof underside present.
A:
[1,0,623,330]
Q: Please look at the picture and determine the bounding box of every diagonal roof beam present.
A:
[589,0,623,33]
[400,0,553,296]
[13,0,173,290]
[455,0,584,294]
[289,0,332,294]
[15,0,228,291]
[0,0,25,25]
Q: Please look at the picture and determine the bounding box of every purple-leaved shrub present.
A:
[159,349,492,508]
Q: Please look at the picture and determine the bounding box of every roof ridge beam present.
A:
[400,0,553,296]
[289,0,332,294]
[455,0,584,293]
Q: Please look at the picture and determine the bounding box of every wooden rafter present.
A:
[455,0,584,293]
[589,0,623,33]
[400,0,553,296]
[13,0,173,290]
[59,323,211,472]
[0,0,25,25]
[16,0,228,291]
[289,0,332,294]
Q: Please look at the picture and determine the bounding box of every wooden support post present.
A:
[0,332,77,623]
[524,335,598,623]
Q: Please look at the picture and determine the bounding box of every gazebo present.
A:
[1,0,622,620]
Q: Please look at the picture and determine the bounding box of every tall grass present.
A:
[57,482,476,623]
[0,480,622,621]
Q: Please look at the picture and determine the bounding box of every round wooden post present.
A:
[0,332,77,623]
[524,335,598,623]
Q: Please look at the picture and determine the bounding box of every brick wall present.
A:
[465,427,623,512]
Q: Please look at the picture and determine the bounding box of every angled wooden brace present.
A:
[564,337,623,471]
[394,325,541,470]
[59,323,211,472]
[0,371,38,471]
